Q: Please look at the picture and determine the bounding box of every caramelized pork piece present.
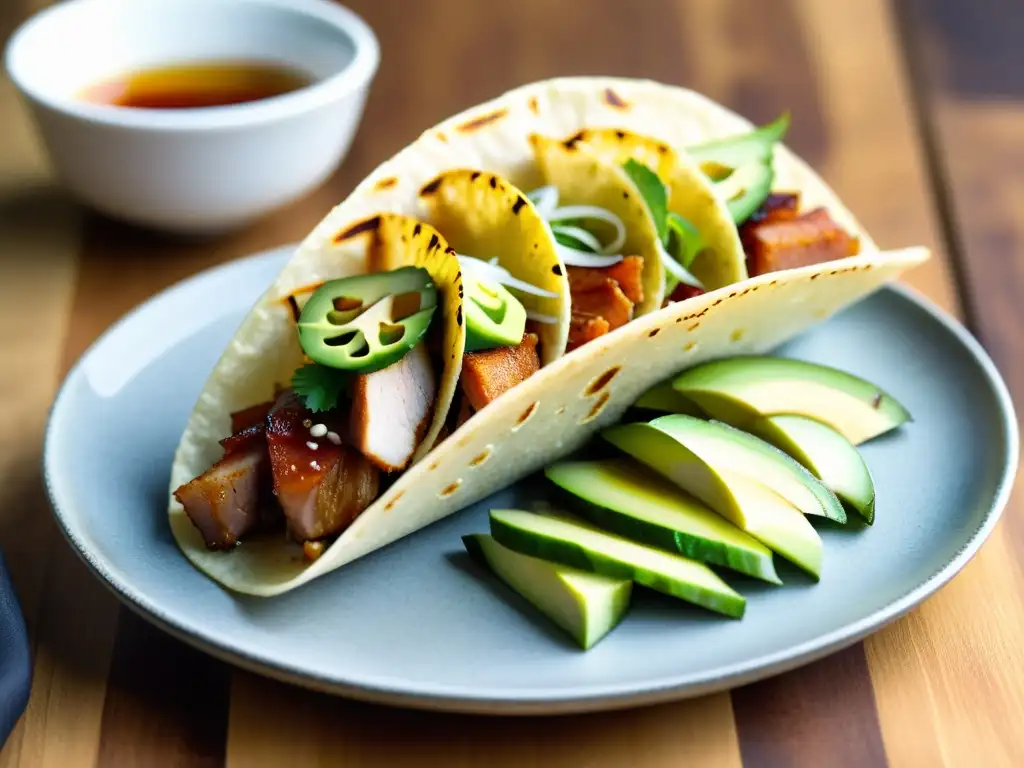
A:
[219,423,265,455]
[746,193,800,225]
[664,283,706,306]
[461,333,540,411]
[173,448,269,550]
[265,392,380,542]
[567,314,611,351]
[566,255,645,305]
[745,207,860,277]
[571,280,633,331]
[230,400,275,433]
[350,342,437,472]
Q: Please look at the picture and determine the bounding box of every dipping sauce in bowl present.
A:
[79,59,313,110]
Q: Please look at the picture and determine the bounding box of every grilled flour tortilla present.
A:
[169,77,929,596]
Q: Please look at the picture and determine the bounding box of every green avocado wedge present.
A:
[647,415,846,524]
[751,415,876,524]
[632,381,704,416]
[687,113,791,170]
[488,510,746,618]
[544,459,781,584]
[462,534,632,649]
[671,356,912,445]
[602,422,823,579]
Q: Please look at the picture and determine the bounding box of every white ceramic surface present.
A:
[42,246,1018,715]
[5,0,380,233]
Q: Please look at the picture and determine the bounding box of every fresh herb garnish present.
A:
[621,159,669,244]
[553,230,595,252]
[666,213,704,269]
[291,363,349,413]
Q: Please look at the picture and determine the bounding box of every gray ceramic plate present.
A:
[43,245,1018,715]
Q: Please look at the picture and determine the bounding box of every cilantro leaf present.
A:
[554,230,596,252]
[291,363,349,413]
[666,213,705,269]
[621,159,669,244]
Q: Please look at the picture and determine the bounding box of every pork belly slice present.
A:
[266,391,380,542]
[349,342,437,472]
[173,447,268,550]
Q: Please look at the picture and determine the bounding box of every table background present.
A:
[2,0,1022,765]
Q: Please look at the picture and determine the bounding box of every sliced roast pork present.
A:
[173,446,269,550]
[349,342,437,472]
[265,391,380,543]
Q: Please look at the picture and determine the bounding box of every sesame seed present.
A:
[306,441,319,451]
[310,461,321,471]
[310,423,328,437]
[290,464,297,472]
[302,419,313,429]
[326,431,342,445]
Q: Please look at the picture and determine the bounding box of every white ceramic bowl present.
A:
[5,0,380,234]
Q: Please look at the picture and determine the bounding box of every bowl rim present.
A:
[3,0,381,132]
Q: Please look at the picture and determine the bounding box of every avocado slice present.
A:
[462,533,632,649]
[632,381,704,416]
[463,274,527,352]
[687,113,790,171]
[751,415,876,524]
[489,510,745,618]
[648,414,846,523]
[671,356,912,445]
[602,422,823,578]
[544,458,781,584]
[717,161,774,225]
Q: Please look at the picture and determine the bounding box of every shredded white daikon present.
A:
[658,242,705,289]
[525,310,559,324]
[457,255,559,298]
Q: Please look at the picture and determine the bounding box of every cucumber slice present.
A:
[463,534,632,649]
[489,510,746,618]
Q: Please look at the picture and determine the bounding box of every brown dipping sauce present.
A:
[79,60,312,110]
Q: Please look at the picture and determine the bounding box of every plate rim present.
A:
[42,245,1020,715]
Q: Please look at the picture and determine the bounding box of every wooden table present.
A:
[2,0,1021,765]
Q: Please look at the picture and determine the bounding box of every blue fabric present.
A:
[0,553,30,749]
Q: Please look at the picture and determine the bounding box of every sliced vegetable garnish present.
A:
[547,205,627,255]
[297,266,438,374]
[291,363,350,413]
[659,241,705,290]
[621,159,669,244]
[687,112,791,168]
[458,254,560,298]
[526,184,559,218]
[464,273,528,352]
[666,213,705,269]
[550,223,603,253]
[714,162,774,225]
[525,309,559,324]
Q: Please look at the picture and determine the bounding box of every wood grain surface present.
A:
[0,0,1019,766]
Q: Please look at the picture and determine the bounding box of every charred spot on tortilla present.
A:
[456,305,463,327]
[419,176,443,196]
[810,274,820,280]
[603,88,628,109]
[622,191,629,199]
[512,195,527,215]
[713,299,723,306]
[684,341,697,352]
[413,223,422,238]
[514,401,539,428]
[688,322,700,331]
[561,130,585,150]
[286,295,301,322]
[582,391,611,423]
[527,95,539,114]
[470,171,481,181]
[436,131,448,142]
[440,480,461,498]
[552,264,563,276]
[457,107,509,133]
[373,176,398,192]
[470,447,492,467]
[657,144,668,154]
[335,215,382,243]
[428,233,440,251]
[585,366,621,396]
[648,328,660,338]
[489,175,498,189]
[614,130,625,139]
[384,490,404,512]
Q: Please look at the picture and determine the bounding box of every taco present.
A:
[168,77,929,596]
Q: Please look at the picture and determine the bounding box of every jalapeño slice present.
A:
[463,273,527,352]
[297,266,438,374]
